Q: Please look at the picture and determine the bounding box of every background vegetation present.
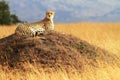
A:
[0,0,22,25]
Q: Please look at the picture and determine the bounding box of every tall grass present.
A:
[0,25,16,38]
[0,63,120,80]
[0,23,120,80]
[55,23,120,55]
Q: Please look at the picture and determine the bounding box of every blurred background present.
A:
[0,0,120,24]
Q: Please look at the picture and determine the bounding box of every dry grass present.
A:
[0,25,16,38]
[0,65,81,80]
[0,64,120,80]
[55,23,120,55]
[0,23,120,80]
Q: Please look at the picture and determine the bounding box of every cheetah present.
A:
[15,10,55,37]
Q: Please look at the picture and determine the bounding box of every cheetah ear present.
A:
[53,11,55,14]
[52,10,55,13]
[51,11,55,15]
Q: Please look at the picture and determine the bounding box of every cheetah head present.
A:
[46,10,55,20]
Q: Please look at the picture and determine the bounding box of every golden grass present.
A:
[0,23,120,80]
[0,64,120,80]
[0,65,81,80]
[0,25,16,38]
[55,23,120,55]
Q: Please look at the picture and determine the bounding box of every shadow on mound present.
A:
[0,31,119,71]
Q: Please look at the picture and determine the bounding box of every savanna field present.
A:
[0,23,120,80]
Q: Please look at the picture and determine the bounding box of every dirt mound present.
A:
[0,31,118,71]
